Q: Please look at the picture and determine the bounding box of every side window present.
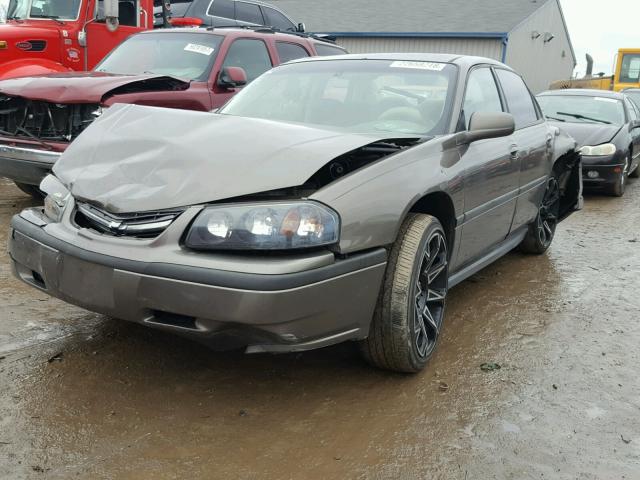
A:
[314,44,347,56]
[208,0,234,18]
[495,69,539,129]
[625,98,638,122]
[97,0,139,26]
[276,42,310,63]
[235,1,263,24]
[461,67,503,130]
[262,6,295,31]
[222,38,272,82]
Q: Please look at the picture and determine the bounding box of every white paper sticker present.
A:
[390,61,446,71]
[594,97,618,103]
[184,43,215,56]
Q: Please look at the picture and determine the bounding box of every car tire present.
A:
[359,214,448,373]
[519,173,561,255]
[14,182,44,199]
[628,153,639,178]
[609,155,628,197]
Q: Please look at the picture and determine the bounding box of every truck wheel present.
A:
[360,214,448,373]
[520,174,560,255]
[609,155,628,197]
[14,182,44,199]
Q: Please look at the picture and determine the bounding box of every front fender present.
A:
[0,59,74,80]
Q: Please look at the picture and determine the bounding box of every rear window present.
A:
[314,43,347,56]
[276,42,310,63]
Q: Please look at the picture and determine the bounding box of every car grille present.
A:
[0,96,100,142]
[74,203,185,239]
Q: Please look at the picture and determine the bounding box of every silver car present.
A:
[9,54,582,372]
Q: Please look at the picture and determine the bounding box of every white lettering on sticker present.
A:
[390,61,446,71]
[184,43,215,56]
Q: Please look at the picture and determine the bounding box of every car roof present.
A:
[136,26,329,46]
[288,53,510,69]
[537,88,625,99]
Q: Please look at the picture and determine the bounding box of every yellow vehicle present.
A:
[550,49,640,91]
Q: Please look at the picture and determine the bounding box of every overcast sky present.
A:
[560,0,640,77]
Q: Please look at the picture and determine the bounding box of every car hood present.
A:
[548,121,622,148]
[0,72,189,103]
[53,104,398,213]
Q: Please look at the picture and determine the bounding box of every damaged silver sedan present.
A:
[8,54,582,372]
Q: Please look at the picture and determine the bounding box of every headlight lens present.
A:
[580,143,616,156]
[185,202,340,250]
[40,174,70,222]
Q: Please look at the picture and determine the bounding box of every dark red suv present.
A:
[0,27,347,196]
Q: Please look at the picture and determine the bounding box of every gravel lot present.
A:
[1,177,639,479]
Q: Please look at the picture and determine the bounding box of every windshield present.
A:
[220,59,457,136]
[95,33,223,81]
[537,94,626,125]
[7,0,81,20]
[620,54,640,84]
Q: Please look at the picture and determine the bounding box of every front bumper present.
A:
[0,144,61,185]
[581,157,624,187]
[8,211,387,353]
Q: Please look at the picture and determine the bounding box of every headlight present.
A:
[185,202,340,250]
[40,174,70,222]
[580,143,616,156]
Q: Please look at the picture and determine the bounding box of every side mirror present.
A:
[464,112,515,143]
[103,0,119,32]
[297,22,306,33]
[217,67,248,89]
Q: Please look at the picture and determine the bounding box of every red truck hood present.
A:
[0,71,190,103]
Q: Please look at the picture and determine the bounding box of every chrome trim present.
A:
[0,145,61,165]
[76,203,183,237]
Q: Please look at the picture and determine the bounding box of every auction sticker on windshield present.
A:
[184,44,215,56]
[390,61,446,71]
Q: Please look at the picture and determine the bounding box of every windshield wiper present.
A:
[544,115,566,122]
[556,111,612,124]
[30,14,65,24]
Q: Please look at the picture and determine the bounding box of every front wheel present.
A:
[359,214,449,373]
[609,155,629,197]
[520,175,560,255]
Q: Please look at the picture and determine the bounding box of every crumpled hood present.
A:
[53,104,391,213]
[0,72,189,103]
[549,121,622,148]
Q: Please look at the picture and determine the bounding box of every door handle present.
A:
[509,144,519,159]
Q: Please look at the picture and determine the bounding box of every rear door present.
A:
[494,68,550,232]
[455,66,520,268]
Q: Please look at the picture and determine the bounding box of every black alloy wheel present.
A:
[413,230,448,359]
[536,177,561,250]
[360,214,449,373]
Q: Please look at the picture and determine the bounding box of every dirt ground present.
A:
[0,176,639,480]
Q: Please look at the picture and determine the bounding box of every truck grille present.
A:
[74,203,185,239]
[0,95,99,142]
[16,40,47,52]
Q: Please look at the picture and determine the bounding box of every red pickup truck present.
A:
[0,26,346,196]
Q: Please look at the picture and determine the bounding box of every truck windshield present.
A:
[7,0,81,20]
[537,94,626,125]
[95,33,223,81]
[620,54,640,84]
[220,59,457,137]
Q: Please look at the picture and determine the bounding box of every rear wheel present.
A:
[14,182,43,199]
[360,214,448,373]
[520,174,560,255]
[609,155,628,197]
